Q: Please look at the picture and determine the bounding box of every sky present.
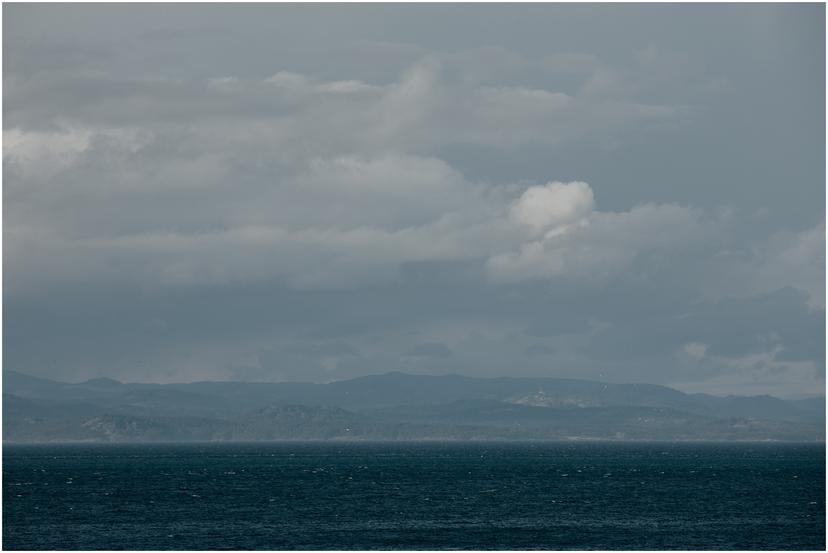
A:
[3,4,825,397]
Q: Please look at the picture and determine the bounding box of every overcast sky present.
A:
[4,4,825,397]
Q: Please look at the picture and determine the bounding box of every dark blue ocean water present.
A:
[3,442,825,550]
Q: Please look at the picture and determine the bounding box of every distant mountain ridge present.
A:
[4,370,824,443]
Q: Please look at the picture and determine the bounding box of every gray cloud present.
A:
[403,343,453,359]
[525,344,556,357]
[3,4,824,398]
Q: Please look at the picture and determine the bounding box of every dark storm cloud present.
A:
[3,4,824,397]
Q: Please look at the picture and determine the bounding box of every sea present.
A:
[3,442,825,550]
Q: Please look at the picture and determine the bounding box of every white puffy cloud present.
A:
[489,202,710,283]
[509,181,594,234]
[682,342,709,361]
[264,71,310,89]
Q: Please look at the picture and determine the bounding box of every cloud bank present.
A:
[4,4,824,398]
